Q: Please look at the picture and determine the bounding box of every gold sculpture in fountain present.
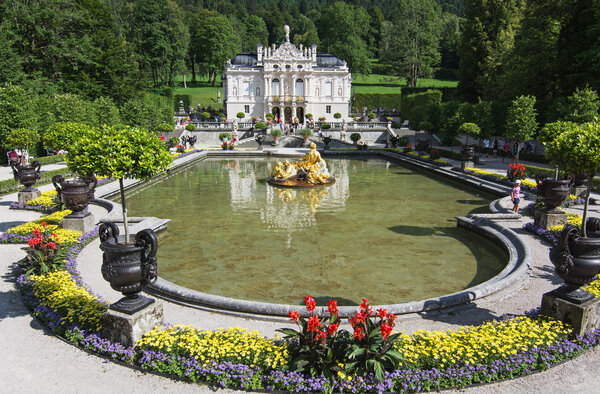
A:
[268,142,335,187]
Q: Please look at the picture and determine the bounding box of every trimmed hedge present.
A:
[353,93,402,112]
[33,154,66,165]
[401,90,442,121]
[0,167,72,196]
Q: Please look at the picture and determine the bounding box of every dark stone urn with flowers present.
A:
[52,175,97,217]
[11,160,41,191]
[535,173,572,212]
[99,223,158,314]
[549,218,600,304]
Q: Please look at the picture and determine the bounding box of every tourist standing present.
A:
[483,138,490,158]
[511,180,521,213]
[502,141,510,163]
[493,139,499,158]
[512,142,519,162]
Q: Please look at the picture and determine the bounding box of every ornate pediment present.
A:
[270,43,304,61]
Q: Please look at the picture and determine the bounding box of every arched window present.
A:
[256,87,261,96]
[272,79,280,96]
[295,79,304,96]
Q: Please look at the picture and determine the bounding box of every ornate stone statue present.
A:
[284,25,290,43]
[268,142,335,187]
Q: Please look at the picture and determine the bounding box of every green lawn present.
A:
[172,73,458,108]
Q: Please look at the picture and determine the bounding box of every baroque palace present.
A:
[223,25,352,124]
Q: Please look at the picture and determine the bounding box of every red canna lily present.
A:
[327,322,339,335]
[380,322,393,340]
[288,310,300,322]
[353,327,365,340]
[307,315,321,332]
[376,308,388,319]
[304,295,316,313]
[327,299,338,316]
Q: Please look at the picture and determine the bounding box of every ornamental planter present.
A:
[461,146,475,161]
[572,173,588,187]
[322,136,332,150]
[549,219,600,303]
[10,160,41,192]
[99,223,158,314]
[52,175,97,218]
[535,173,572,212]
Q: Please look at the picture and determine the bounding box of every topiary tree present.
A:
[185,123,197,131]
[321,122,331,130]
[266,112,274,119]
[255,122,267,131]
[457,122,481,147]
[43,122,89,152]
[506,95,538,157]
[350,132,361,144]
[236,112,245,119]
[334,113,342,119]
[305,113,313,120]
[218,112,225,119]
[7,128,40,156]
[300,128,313,137]
[66,125,172,242]
[156,122,174,135]
[367,112,376,120]
[219,132,231,141]
[201,112,211,120]
[543,121,600,237]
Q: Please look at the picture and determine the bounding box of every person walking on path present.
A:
[502,141,510,163]
[511,180,521,213]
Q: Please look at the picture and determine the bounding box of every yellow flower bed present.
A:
[395,316,570,369]
[137,325,288,369]
[172,148,196,157]
[27,190,58,207]
[465,167,536,188]
[6,209,81,244]
[29,270,107,331]
[548,213,582,233]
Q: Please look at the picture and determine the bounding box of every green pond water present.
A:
[116,157,507,306]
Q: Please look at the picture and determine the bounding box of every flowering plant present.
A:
[176,144,185,153]
[404,145,413,153]
[345,299,403,382]
[276,296,346,378]
[221,141,234,150]
[507,163,526,181]
[430,149,440,160]
[23,222,66,275]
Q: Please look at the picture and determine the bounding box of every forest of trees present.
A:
[1,0,599,150]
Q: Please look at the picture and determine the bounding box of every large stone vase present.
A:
[11,160,41,192]
[549,218,600,303]
[52,175,97,218]
[535,173,572,212]
[461,145,475,161]
[322,136,332,150]
[99,223,158,314]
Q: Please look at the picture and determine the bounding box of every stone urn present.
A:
[549,218,600,303]
[255,134,265,150]
[11,160,41,192]
[52,175,97,217]
[99,223,158,314]
[323,136,332,150]
[572,173,588,188]
[389,135,399,149]
[461,145,475,161]
[536,173,572,212]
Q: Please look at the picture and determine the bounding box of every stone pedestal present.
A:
[461,161,474,170]
[18,189,41,205]
[540,290,600,336]
[533,208,567,229]
[573,186,587,198]
[101,300,163,347]
[62,212,95,233]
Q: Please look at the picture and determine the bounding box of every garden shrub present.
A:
[218,132,231,141]
[401,90,442,120]
[185,123,196,131]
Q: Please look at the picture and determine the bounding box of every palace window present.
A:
[243,81,250,96]
[295,79,304,96]
[325,82,333,97]
[244,105,250,113]
[272,79,280,96]
[326,105,331,114]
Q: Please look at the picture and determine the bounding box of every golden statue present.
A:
[268,142,335,187]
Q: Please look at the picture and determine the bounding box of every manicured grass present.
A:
[173,73,457,108]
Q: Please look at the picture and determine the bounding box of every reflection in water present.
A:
[227,159,350,233]
[119,157,507,305]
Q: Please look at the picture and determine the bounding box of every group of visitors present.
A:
[484,139,534,163]
[8,149,28,166]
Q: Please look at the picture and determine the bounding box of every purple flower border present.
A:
[524,222,559,245]
[13,226,600,392]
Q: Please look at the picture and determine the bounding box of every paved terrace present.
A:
[1,141,600,393]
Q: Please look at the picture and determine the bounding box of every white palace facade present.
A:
[223,25,351,124]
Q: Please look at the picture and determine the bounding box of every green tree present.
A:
[43,122,91,151]
[190,10,240,86]
[240,14,269,51]
[563,87,600,123]
[291,14,320,48]
[0,85,39,147]
[506,95,538,150]
[6,128,40,152]
[93,96,121,127]
[127,0,189,88]
[439,13,462,70]
[318,1,371,75]
[120,94,173,130]
[458,0,525,101]
[381,0,442,87]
